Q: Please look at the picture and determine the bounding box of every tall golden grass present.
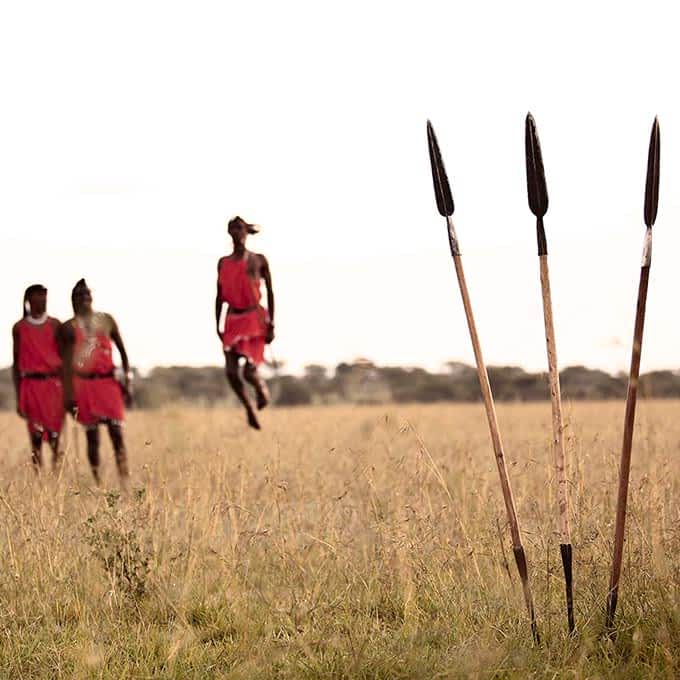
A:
[0,401,679,678]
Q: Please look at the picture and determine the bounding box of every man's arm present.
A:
[215,258,224,341]
[58,321,76,412]
[260,254,275,343]
[12,323,22,415]
[50,317,63,381]
[109,315,132,404]
[109,315,130,375]
[215,284,223,341]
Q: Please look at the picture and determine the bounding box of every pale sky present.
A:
[1,1,679,375]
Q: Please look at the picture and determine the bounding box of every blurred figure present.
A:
[215,216,275,429]
[60,279,131,485]
[12,284,64,472]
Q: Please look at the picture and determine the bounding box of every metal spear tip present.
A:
[644,116,660,228]
[525,112,549,219]
[426,120,455,217]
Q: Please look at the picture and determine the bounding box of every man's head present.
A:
[23,284,47,318]
[227,216,259,247]
[71,279,93,315]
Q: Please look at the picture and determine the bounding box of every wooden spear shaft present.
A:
[538,235,574,633]
[448,216,539,642]
[538,253,569,543]
[605,240,651,630]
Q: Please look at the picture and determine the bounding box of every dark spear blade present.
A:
[644,118,660,228]
[427,120,455,217]
[525,113,549,256]
[525,113,549,219]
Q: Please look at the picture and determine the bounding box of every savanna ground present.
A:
[1,400,679,678]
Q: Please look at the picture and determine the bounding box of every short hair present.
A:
[227,216,260,234]
[23,284,47,317]
[71,278,90,311]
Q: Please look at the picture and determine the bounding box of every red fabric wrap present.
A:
[20,379,64,437]
[17,319,64,437]
[73,376,124,426]
[218,257,268,365]
[72,317,124,425]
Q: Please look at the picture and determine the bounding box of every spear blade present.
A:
[644,117,660,228]
[525,113,549,219]
[427,120,455,217]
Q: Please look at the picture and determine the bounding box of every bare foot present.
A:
[244,364,270,410]
[255,382,270,410]
[247,408,261,430]
[117,463,130,491]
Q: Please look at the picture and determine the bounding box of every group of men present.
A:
[13,215,276,480]
[12,279,131,482]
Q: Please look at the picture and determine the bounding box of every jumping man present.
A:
[12,284,64,472]
[216,216,275,430]
[60,279,131,484]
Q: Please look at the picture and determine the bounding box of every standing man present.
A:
[60,279,131,484]
[216,216,275,430]
[12,284,64,472]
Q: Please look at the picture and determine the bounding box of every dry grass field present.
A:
[1,400,679,678]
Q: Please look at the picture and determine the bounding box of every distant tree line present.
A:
[2,361,680,410]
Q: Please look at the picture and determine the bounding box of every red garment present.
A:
[17,317,64,437]
[72,315,124,426]
[218,256,269,365]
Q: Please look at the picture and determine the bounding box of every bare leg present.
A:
[244,361,270,410]
[48,433,64,473]
[225,352,260,430]
[107,422,129,484]
[86,427,101,485]
[29,431,43,473]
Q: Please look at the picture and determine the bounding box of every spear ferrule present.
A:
[446,216,461,257]
[536,216,548,256]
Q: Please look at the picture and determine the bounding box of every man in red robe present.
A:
[215,216,275,429]
[12,284,64,471]
[60,279,131,484]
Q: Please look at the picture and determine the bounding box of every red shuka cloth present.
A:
[72,316,124,426]
[17,318,64,437]
[218,257,268,365]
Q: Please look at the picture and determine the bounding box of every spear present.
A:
[525,113,574,633]
[605,117,660,632]
[427,120,539,642]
